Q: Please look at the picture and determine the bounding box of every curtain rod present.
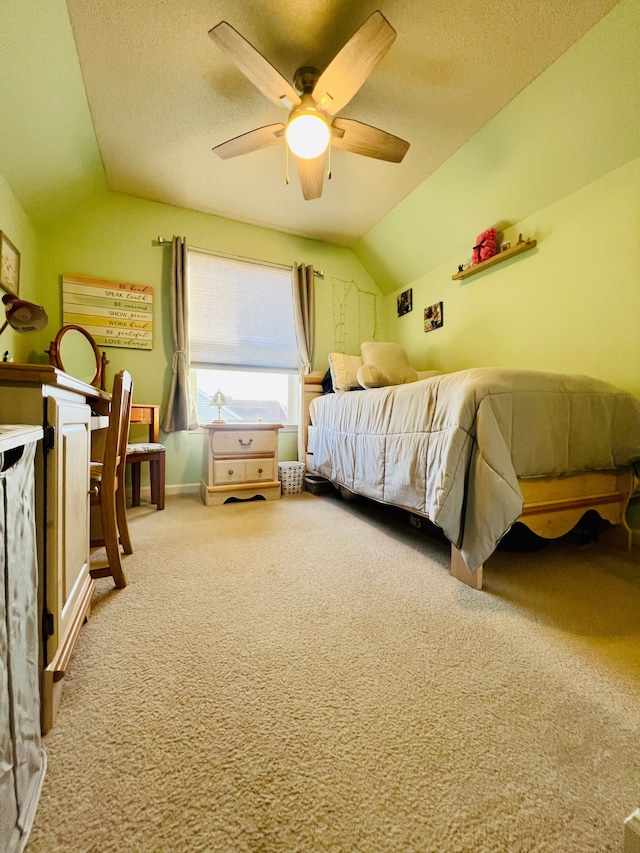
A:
[154,236,324,279]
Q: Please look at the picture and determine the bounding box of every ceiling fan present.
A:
[208,10,410,201]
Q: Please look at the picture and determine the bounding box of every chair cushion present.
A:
[126,443,166,454]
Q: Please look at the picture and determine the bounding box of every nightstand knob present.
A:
[228,469,234,476]
[258,468,263,474]
[238,438,253,447]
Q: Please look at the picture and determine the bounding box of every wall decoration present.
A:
[0,232,20,295]
[452,236,537,280]
[472,228,497,264]
[332,277,379,353]
[62,274,153,349]
[397,288,412,317]
[424,301,443,333]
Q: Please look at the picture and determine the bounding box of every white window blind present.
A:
[189,252,299,371]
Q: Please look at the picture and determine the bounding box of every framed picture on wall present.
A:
[424,301,443,333]
[397,288,412,316]
[0,232,20,296]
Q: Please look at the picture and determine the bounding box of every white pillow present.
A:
[328,352,363,392]
[358,342,418,388]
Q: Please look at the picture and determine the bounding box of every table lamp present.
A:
[209,389,227,423]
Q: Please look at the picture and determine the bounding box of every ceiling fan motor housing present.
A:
[293,66,320,94]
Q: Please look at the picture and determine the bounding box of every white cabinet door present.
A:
[45,396,91,665]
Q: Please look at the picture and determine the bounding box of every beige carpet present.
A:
[26,491,640,853]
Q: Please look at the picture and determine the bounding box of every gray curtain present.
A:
[292,263,315,463]
[162,236,198,432]
[292,263,315,375]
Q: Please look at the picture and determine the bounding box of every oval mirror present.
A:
[48,324,105,388]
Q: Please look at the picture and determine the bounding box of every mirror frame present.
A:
[47,324,109,390]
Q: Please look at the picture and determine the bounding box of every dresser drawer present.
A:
[211,429,277,457]
[213,460,246,484]
[245,459,275,482]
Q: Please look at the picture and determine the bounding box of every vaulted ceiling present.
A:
[1,1,622,247]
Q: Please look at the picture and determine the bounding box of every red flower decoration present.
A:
[472,228,497,264]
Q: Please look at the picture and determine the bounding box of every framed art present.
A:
[397,288,412,317]
[0,232,20,295]
[424,301,443,333]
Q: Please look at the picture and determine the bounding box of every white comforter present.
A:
[310,367,640,571]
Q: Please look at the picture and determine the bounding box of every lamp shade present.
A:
[1,293,48,335]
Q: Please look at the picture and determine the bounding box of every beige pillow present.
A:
[328,352,363,392]
[358,342,419,388]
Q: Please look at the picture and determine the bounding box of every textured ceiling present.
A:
[63,0,620,246]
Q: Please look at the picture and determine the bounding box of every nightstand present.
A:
[200,422,283,506]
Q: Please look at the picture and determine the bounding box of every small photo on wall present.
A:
[424,301,443,333]
[397,288,412,317]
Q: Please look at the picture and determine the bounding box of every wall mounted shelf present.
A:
[452,239,537,280]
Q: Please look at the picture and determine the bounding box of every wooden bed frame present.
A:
[301,372,635,590]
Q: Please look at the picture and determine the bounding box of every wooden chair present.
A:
[127,404,166,510]
[89,370,133,588]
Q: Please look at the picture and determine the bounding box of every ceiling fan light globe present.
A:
[286,114,330,160]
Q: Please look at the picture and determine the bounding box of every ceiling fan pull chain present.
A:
[285,143,289,185]
[327,143,332,180]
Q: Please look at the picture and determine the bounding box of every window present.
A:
[189,251,299,426]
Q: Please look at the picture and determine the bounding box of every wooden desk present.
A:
[130,404,160,442]
[0,363,110,732]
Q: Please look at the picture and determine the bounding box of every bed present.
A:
[302,351,640,590]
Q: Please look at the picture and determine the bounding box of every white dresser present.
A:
[200,422,282,505]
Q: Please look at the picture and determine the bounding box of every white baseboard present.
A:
[127,483,199,501]
[166,483,199,496]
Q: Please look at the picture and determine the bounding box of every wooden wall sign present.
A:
[62,274,153,350]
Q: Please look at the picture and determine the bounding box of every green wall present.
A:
[356,0,640,295]
[383,157,640,395]
[0,174,41,363]
[2,0,640,492]
[359,0,640,399]
[34,189,381,486]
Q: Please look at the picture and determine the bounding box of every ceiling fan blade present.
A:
[209,22,301,110]
[296,155,324,200]
[312,11,396,116]
[213,124,285,159]
[331,118,409,162]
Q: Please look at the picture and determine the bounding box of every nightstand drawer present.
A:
[246,459,275,482]
[213,460,246,484]
[211,429,277,456]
